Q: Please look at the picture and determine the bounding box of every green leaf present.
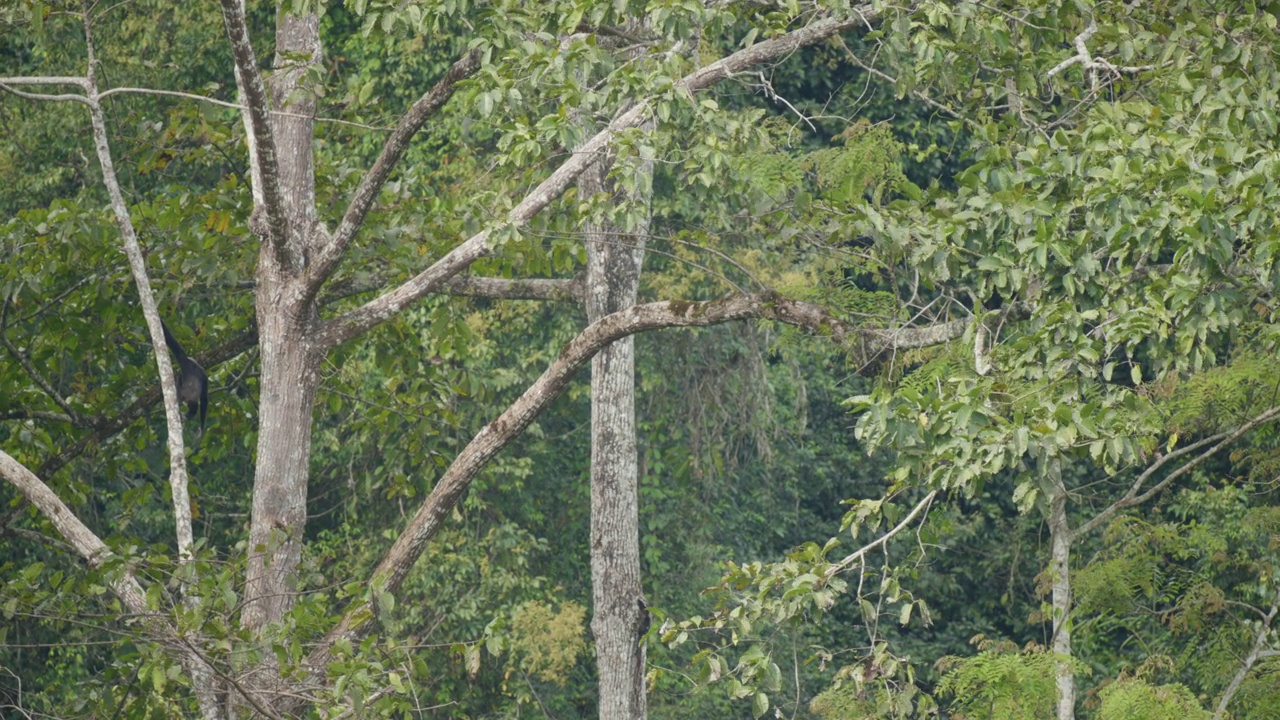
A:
[752,691,769,718]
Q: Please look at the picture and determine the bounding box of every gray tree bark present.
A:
[1046,463,1076,720]
[239,7,325,635]
[581,152,650,719]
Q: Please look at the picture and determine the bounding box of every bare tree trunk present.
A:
[582,154,649,720]
[1047,465,1076,720]
[241,8,323,634]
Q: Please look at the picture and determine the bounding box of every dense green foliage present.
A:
[3,1,1280,718]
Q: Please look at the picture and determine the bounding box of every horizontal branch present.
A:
[305,290,965,677]
[440,275,584,302]
[321,274,583,304]
[313,6,879,351]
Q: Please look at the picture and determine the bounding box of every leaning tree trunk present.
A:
[582,154,650,719]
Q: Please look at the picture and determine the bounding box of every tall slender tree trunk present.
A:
[582,153,650,719]
[1047,466,1076,720]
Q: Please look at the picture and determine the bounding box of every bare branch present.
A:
[94,86,386,130]
[825,490,938,576]
[0,450,148,614]
[0,75,89,87]
[0,446,225,720]
[1215,586,1280,720]
[0,79,90,104]
[1075,405,1280,538]
[1046,19,1160,84]
[313,50,483,285]
[1047,19,1098,79]
[313,8,882,351]
[440,275,584,303]
[82,14,195,561]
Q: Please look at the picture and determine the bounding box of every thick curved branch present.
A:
[313,7,880,351]
[216,0,288,257]
[306,291,965,674]
[311,50,483,285]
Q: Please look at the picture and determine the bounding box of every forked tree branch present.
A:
[313,8,882,351]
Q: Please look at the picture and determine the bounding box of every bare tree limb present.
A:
[0,450,149,614]
[439,275,584,303]
[82,14,196,562]
[1074,405,1280,539]
[0,446,229,719]
[0,75,89,87]
[313,8,882,351]
[1215,586,1280,720]
[0,80,90,104]
[825,491,938,576]
[312,50,483,286]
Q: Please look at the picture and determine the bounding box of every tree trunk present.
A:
[241,8,323,634]
[582,154,649,720]
[1047,467,1075,720]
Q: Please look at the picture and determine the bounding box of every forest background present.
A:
[3,1,1280,719]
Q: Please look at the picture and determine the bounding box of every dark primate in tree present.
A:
[161,321,208,432]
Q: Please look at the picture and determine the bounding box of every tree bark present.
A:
[582,152,650,719]
[240,7,325,634]
[1046,464,1076,720]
